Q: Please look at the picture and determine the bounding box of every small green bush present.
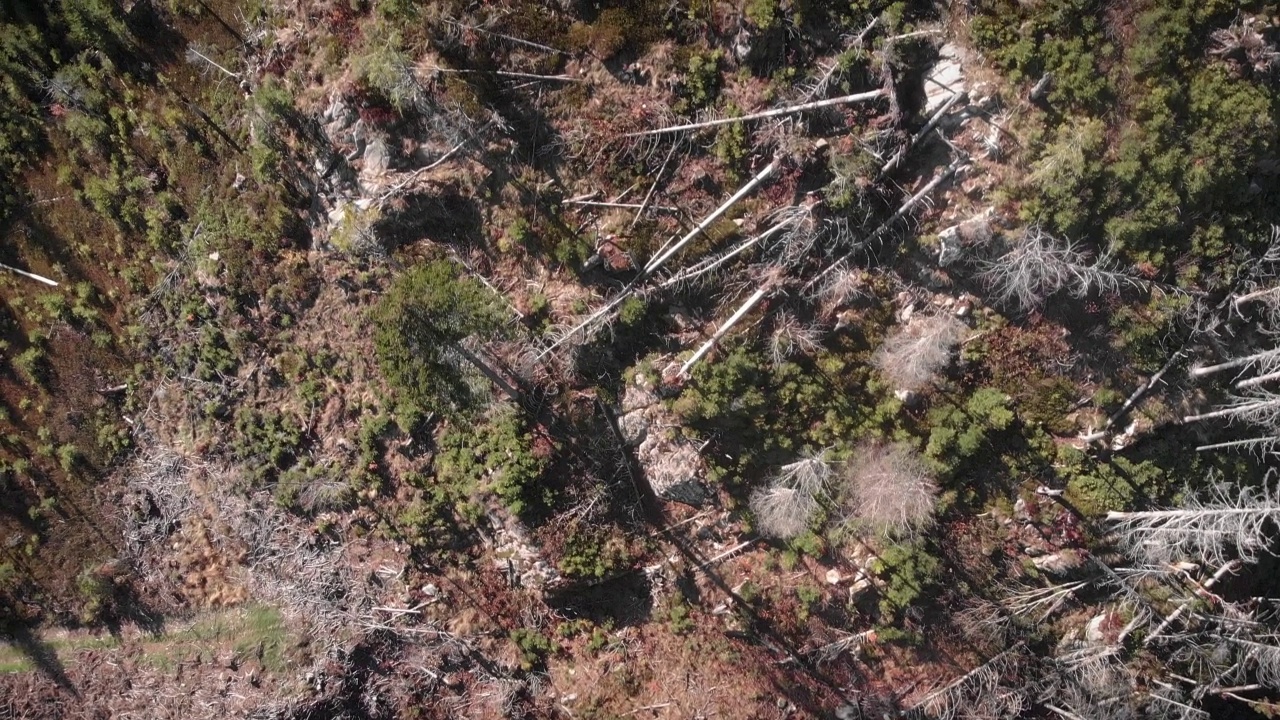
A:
[675,49,724,114]
[558,526,631,581]
[435,406,550,517]
[511,628,554,670]
[872,541,940,620]
[926,388,1014,473]
[12,346,47,386]
[666,600,695,635]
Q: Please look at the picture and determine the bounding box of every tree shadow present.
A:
[375,189,484,250]
[123,0,185,68]
[101,578,166,640]
[544,572,654,628]
[0,619,77,695]
[659,532,864,717]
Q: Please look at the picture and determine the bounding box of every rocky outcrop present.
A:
[618,371,708,506]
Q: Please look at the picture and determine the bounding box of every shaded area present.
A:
[0,621,77,694]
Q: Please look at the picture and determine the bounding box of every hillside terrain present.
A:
[3,0,1280,718]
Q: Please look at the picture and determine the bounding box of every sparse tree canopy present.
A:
[841,443,937,537]
[871,313,966,392]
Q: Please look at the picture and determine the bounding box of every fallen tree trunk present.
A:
[621,91,886,139]
[679,287,769,377]
[804,158,964,294]
[1190,347,1280,377]
[645,159,779,274]
[0,262,58,287]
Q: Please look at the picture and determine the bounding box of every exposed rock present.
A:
[638,428,707,505]
[323,95,358,135]
[848,575,874,602]
[326,198,375,232]
[936,209,993,266]
[492,520,560,590]
[593,237,632,272]
[834,703,861,720]
[1084,612,1118,646]
[362,136,390,175]
[618,372,708,505]
[925,43,966,114]
[1032,549,1089,575]
[1030,72,1054,102]
[732,28,753,63]
[616,410,648,446]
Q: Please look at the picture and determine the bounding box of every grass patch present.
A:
[144,603,290,671]
[0,606,288,676]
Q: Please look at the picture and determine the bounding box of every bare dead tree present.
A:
[1002,578,1094,624]
[811,629,877,665]
[768,311,822,368]
[1183,390,1280,427]
[1147,682,1211,720]
[620,90,886,139]
[1195,434,1280,455]
[659,204,805,291]
[1081,349,1187,445]
[818,267,870,311]
[907,645,1029,720]
[40,75,83,111]
[1144,560,1242,646]
[679,286,771,376]
[0,262,59,287]
[749,451,834,539]
[1106,472,1280,568]
[645,160,781,274]
[881,90,968,175]
[978,227,1143,312]
[763,203,822,268]
[1042,649,1136,720]
[805,157,967,295]
[1190,346,1280,378]
[537,162,781,362]
[186,42,242,79]
[841,442,938,538]
[954,599,1019,647]
[871,314,967,392]
[1229,227,1280,323]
